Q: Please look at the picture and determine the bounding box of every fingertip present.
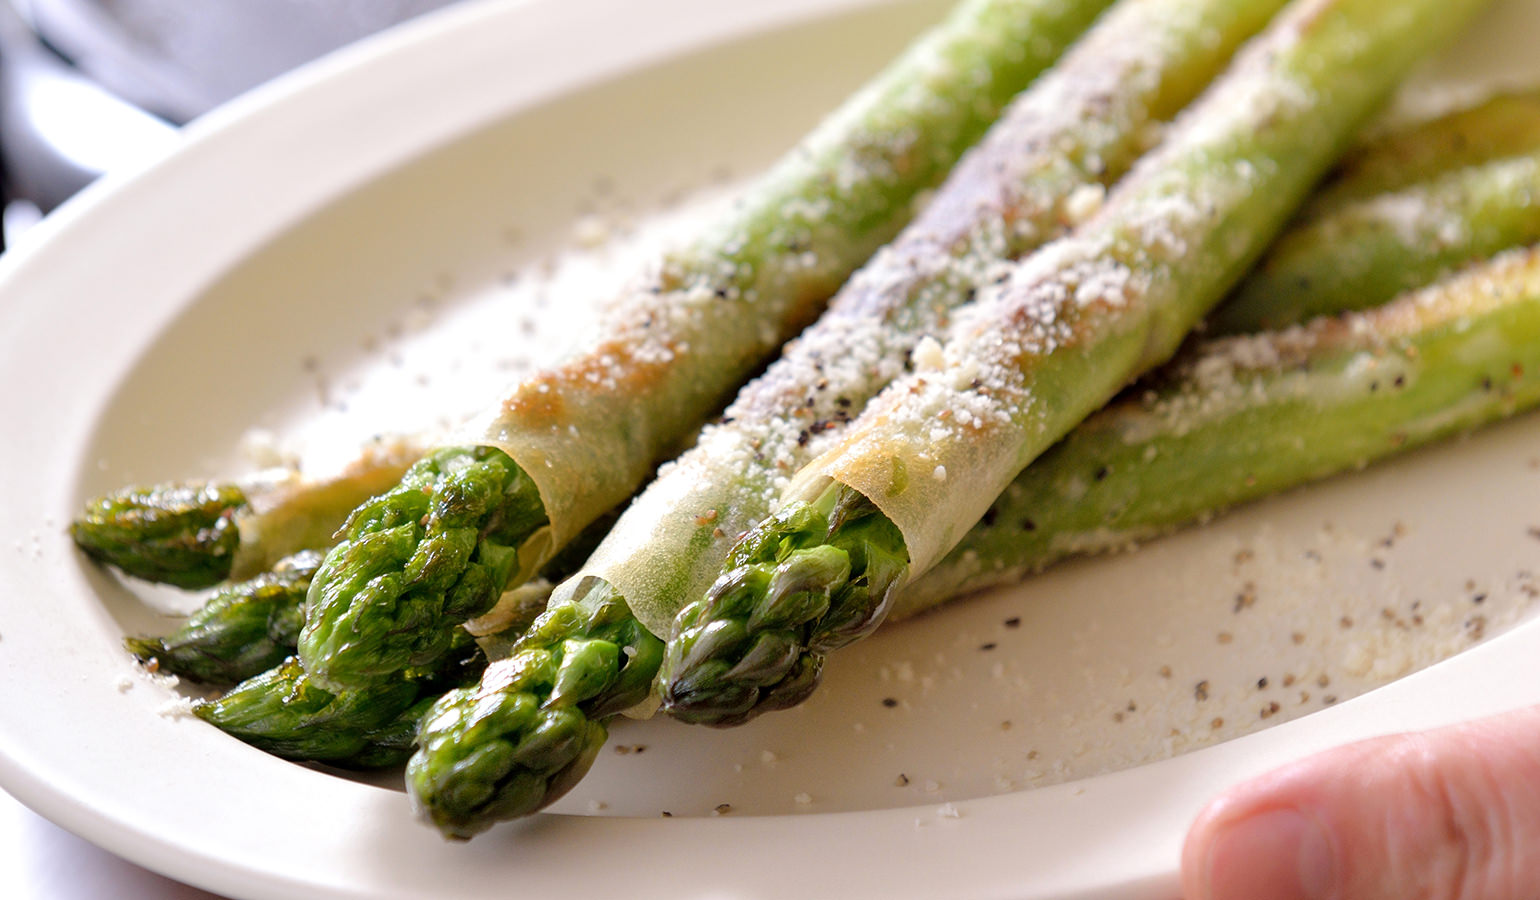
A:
[1183,707,1540,900]
[1188,805,1336,900]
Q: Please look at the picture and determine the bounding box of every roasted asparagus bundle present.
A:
[67,0,1536,839]
[404,0,1289,835]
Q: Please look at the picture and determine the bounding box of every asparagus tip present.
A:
[71,482,248,589]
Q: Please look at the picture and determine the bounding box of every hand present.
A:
[1181,705,1540,899]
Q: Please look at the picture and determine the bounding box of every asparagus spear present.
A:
[196,593,551,770]
[658,0,1491,727]
[125,550,322,685]
[405,0,1290,836]
[1307,89,1540,214]
[902,244,1540,611]
[296,0,1115,694]
[196,624,492,769]
[70,439,420,588]
[1210,143,1540,333]
[71,482,247,590]
[194,660,423,767]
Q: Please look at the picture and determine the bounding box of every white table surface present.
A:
[1,788,222,898]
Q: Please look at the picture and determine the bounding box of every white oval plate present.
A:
[4,1,1540,898]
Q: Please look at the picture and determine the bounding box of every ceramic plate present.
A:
[3,1,1540,897]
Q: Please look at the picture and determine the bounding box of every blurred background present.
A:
[0,0,469,248]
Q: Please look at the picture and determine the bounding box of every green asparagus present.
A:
[658,0,1490,726]
[197,580,556,768]
[196,629,488,769]
[70,440,420,588]
[405,0,1288,834]
[72,482,247,590]
[1211,139,1540,333]
[297,0,1114,695]
[1307,89,1540,214]
[300,446,549,688]
[126,550,321,684]
[194,661,423,768]
[903,244,1540,611]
